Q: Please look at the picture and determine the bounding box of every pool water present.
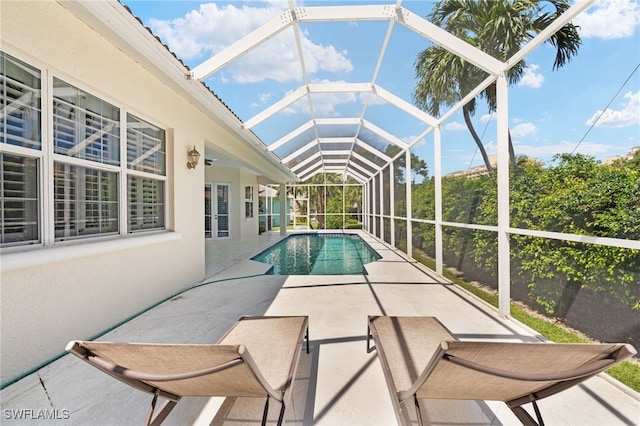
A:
[252,233,381,275]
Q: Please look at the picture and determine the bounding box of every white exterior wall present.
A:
[239,170,259,239]
[205,167,260,240]
[0,0,288,384]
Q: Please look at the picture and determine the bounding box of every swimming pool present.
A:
[252,233,381,275]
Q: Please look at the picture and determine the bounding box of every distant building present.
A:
[446,155,497,179]
[604,146,640,164]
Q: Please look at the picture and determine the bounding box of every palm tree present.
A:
[413,0,581,175]
[304,172,345,229]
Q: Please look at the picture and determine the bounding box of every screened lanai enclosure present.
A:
[2,0,639,392]
[190,0,639,349]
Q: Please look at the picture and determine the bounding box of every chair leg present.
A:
[276,401,286,426]
[414,396,425,426]
[261,397,270,426]
[145,392,178,426]
[145,393,159,426]
[532,400,545,426]
[366,321,374,353]
[510,405,542,426]
[305,327,310,354]
[149,400,178,426]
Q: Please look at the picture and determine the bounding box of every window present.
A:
[52,78,121,241]
[53,78,120,166]
[128,176,164,231]
[127,113,165,175]
[0,52,41,150]
[0,51,167,248]
[127,113,166,233]
[1,52,41,246]
[54,163,119,239]
[245,185,254,219]
[1,153,39,245]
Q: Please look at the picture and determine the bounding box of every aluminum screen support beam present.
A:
[280,185,287,236]
[291,151,322,173]
[351,152,381,173]
[355,139,391,163]
[379,168,384,239]
[362,120,408,150]
[496,73,510,318]
[293,4,502,75]
[394,6,502,76]
[268,121,314,152]
[349,161,376,180]
[245,86,308,130]
[190,10,294,80]
[505,0,596,70]
[434,126,443,276]
[389,162,395,248]
[374,86,438,127]
[363,182,369,233]
[281,140,317,164]
[345,168,367,183]
[372,178,377,237]
[405,149,412,258]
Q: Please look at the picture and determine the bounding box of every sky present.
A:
[124,0,640,177]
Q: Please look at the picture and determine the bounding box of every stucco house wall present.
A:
[0,0,290,385]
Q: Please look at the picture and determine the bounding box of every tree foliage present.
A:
[413,0,581,174]
[385,145,429,184]
[410,153,640,314]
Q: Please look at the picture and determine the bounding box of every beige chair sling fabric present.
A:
[367,315,636,426]
[66,315,309,426]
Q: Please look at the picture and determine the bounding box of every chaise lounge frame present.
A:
[367,315,636,426]
[66,315,309,426]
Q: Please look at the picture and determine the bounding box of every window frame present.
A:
[244,185,254,220]
[0,50,168,250]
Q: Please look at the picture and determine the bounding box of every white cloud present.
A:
[281,79,356,116]
[511,122,537,138]
[300,34,353,75]
[518,64,544,88]
[515,140,616,159]
[444,121,467,131]
[250,92,272,107]
[360,92,386,106]
[586,91,640,128]
[149,3,278,59]
[573,0,640,39]
[258,93,272,104]
[480,113,496,123]
[147,3,353,83]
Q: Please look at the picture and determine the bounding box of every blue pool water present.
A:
[252,233,381,275]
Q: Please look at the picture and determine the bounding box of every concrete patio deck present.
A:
[1,231,638,425]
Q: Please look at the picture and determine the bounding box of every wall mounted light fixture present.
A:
[187,146,200,169]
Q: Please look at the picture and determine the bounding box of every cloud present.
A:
[360,92,386,106]
[149,3,279,59]
[250,92,273,107]
[515,140,616,159]
[586,91,640,128]
[444,121,467,131]
[281,79,357,116]
[518,64,544,88]
[258,93,272,104]
[147,2,353,83]
[511,122,537,138]
[573,0,640,39]
[480,113,496,123]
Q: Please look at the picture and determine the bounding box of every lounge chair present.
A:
[366,315,636,426]
[66,315,309,426]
